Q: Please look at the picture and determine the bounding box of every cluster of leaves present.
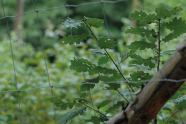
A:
[50,6,186,124]
[45,95,123,124]
[50,17,124,124]
[126,6,186,123]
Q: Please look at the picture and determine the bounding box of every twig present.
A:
[157,18,161,72]
[82,19,134,92]
[78,100,107,118]
[164,109,178,124]
[116,89,129,103]
[153,17,161,124]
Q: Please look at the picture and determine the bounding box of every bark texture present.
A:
[107,40,186,124]
[14,0,24,41]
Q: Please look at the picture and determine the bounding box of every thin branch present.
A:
[116,89,129,103]
[164,109,178,124]
[82,19,134,92]
[98,73,129,102]
[78,100,107,118]
[157,18,161,72]
[153,17,161,124]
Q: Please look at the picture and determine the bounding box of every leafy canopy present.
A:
[56,6,186,123]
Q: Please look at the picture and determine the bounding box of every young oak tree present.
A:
[45,6,186,124]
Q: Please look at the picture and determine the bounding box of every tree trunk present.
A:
[107,40,186,124]
[13,0,24,41]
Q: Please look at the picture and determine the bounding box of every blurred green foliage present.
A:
[0,0,186,124]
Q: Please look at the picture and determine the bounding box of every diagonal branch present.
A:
[107,40,186,124]
[82,19,134,92]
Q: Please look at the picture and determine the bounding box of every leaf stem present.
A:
[82,19,134,92]
[78,100,107,118]
[164,109,178,124]
[116,89,129,103]
[157,18,161,71]
[154,18,161,124]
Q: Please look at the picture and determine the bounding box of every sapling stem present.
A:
[82,19,134,92]
[78,100,107,118]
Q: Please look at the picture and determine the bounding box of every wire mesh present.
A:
[0,0,185,123]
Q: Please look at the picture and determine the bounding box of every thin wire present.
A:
[99,1,143,123]
[0,0,127,20]
[140,0,166,123]
[62,0,98,121]
[99,0,134,99]
[0,0,185,123]
[140,0,183,123]
[0,78,186,94]
[1,0,21,123]
[31,0,57,123]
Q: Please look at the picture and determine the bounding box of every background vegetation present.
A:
[0,0,186,124]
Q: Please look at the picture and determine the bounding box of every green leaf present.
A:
[139,14,158,26]
[148,36,157,43]
[162,17,186,42]
[170,92,181,100]
[96,100,112,109]
[105,101,123,114]
[73,98,90,104]
[155,6,183,19]
[129,54,155,69]
[58,107,86,124]
[70,58,95,72]
[162,107,172,112]
[85,18,104,28]
[89,66,117,75]
[99,73,122,82]
[98,37,116,49]
[80,77,99,91]
[98,56,108,65]
[155,6,171,19]
[129,10,146,21]
[172,95,186,103]
[89,49,105,55]
[84,116,102,124]
[160,50,175,55]
[61,33,89,45]
[130,71,152,81]
[62,17,83,29]
[104,83,121,91]
[128,41,155,50]
[80,92,87,98]
[120,49,128,63]
[167,119,178,124]
[129,64,149,70]
[170,6,183,15]
[125,27,148,37]
[129,71,152,88]
[44,97,74,110]
[172,95,186,109]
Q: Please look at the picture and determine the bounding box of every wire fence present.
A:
[0,0,185,124]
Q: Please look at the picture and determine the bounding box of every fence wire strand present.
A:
[1,0,22,123]
[140,0,183,123]
[62,0,98,122]
[0,0,186,123]
[31,0,57,123]
[140,0,165,123]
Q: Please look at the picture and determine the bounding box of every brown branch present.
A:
[153,17,161,124]
[107,41,186,124]
[157,18,161,72]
